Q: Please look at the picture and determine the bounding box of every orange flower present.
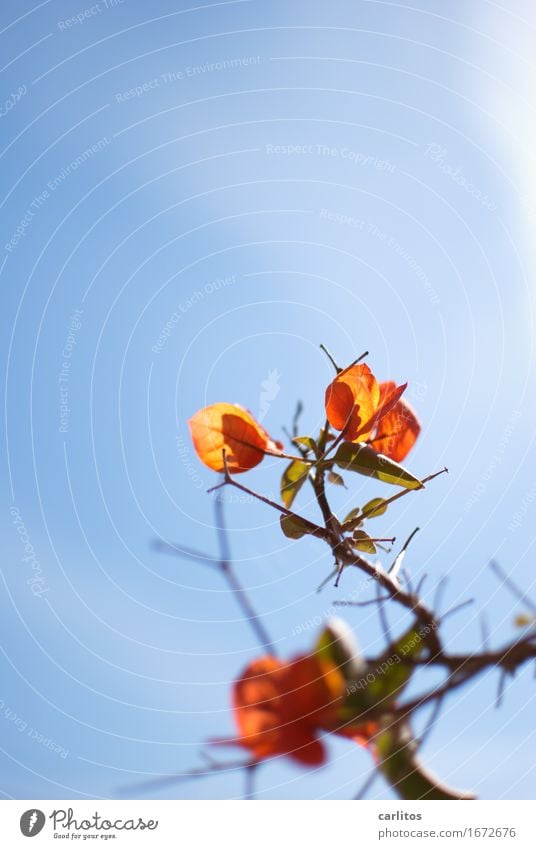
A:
[325,364,406,443]
[188,403,283,473]
[225,653,375,766]
[369,382,421,462]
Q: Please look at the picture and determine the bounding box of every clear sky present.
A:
[1,0,535,800]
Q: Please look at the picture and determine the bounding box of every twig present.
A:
[496,670,508,708]
[433,576,449,618]
[402,568,415,594]
[415,573,428,597]
[152,539,220,569]
[490,560,536,616]
[415,695,445,751]
[319,344,369,375]
[343,468,448,531]
[292,400,304,437]
[376,582,393,647]
[214,495,277,655]
[334,596,392,607]
[120,757,256,793]
[439,598,475,623]
[480,614,490,652]
[208,452,329,541]
[389,527,419,581]
[244,762,258,800]
[353,769,379,800]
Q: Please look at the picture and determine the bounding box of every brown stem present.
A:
[208,451,329,541]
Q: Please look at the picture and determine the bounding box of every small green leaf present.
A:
[280,460,309,508]
[343,506,361,525]
[366,623,435,705]
[315,619,365,681]
[279,513,316,539]
[361,497,388,519]
[514,613,536,628]
[352,530,377,554]
[327,470,346,488]
[334,443,423,490]
[292,435,318,455]
[375,723,475,800]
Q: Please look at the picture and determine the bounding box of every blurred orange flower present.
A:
[188,403,283,473]
[224,653,376,766]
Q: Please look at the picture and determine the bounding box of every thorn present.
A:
[440,598,475,622]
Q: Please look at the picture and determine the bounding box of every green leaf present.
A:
[375,723,475,800]
[327,470,346,488]
[352,530,376,554]
[315,619,365,681]
[361,497,388,519]
[292,435,318,456]
[515,613,536,628]
[280,460,309,508]
[365,623,435,705]
[334,443,423,490]
[342,506,361,525]
[279,513,316,539]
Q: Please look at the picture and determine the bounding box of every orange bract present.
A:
[227,652,375,767]
[325,363,409,444]
[369,382,421,462]
[325,364,381,441]
[188,403,283,473]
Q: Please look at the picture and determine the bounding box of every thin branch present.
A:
[343,468,448,531]
[376,582,393,647]
[415,694,446,751]
[121,757,256,793]
[415,573,428,597]
[433,576,449,618]
[151,539,220,569]
[389,527,419,581]
[496,670,508,708]
[353,769,379,800]
[208,452,329,541]
[214,495,277,655]
[319,344,369,375]
[480,614,491,652]
[320,343,342,373]
[291,400,304,437]
[402,568,415,595]
[439,598,474,623]
[490,560,536,616]
[244,762,258,800]
[334,596,392,607]
[393,633,536,719]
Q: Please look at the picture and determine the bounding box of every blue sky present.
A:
[1,0,535,800]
